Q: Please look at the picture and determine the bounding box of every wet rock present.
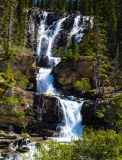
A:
[16,146,30,153]
[52,30,68,53]
[43,136,48,140]
[40,129,54,137]
[52,58,94,95]
[81,100,108,129]
[14,138,30,148]
[38,55,50,67]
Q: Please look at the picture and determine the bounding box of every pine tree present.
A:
[68,0,73,14]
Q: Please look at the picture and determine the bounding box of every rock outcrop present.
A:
[0,54,37,79]
[52,58,94,95]
[0,87,64,136]
[81,100,108,129]
[52,58,122,96]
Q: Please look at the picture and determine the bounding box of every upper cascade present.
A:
[37,11,93,68]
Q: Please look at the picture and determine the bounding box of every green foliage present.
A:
[108,94,122,131]
[4,45,17,60]
[73,128,122,160]
[34,140,73,160]
[74,78,91,93]
[21,132,29,140]
[14,71,29,89]
[4,96,19,109]
[96,94,122,132]
[13,110,25,119]
[96,107,106,118]
[55,39,79,60]
[1,64,16,88]
[33,129,122,160]
[10,45,35,56]
[0,88,4,93]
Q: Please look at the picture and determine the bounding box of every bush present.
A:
[13,110,25,119]
[33,129,122,160]
[34,140,73,160]
[1,64,16,88]
[14,71,29,89]
[4,96,19,109]
[97,94,122,132]
[74,78,91,93]
[73,128,122,160]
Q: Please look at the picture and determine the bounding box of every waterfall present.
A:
[37,12,48,56]
[70,15,81,37]
[37,12,66,68]
[70,15,93,42]
[36,12,85,138]
[46,17,66,57]
[54,98,84,137]
[36,68,57,95]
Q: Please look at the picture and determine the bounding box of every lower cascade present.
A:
[36,67,84,138]
[54,98,84,137]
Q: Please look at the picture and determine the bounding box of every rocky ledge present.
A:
[52,58,122,96]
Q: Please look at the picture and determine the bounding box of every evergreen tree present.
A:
[68,0,73,14]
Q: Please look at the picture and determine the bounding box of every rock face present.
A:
[0,87,64,136]
[31,94,64,135]
[0,54,37,90]
[81,100,108,129]
[52,58,122,95]
[0,87,35,131]
[52,58,94,95]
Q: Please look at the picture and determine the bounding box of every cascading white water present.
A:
[70,15,85,42]
[37,13,66,68]
[54,98,84,137]
[70,15,93,42]
[46,17,66,57]
[4,143,37,160]
[37,12,48,56]
[36,12,85,138]
[36,68,57,95]
[70,15,81,37]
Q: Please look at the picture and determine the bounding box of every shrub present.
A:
[73,128,122,160]
[74,78,91,93]
[14,71,29,89]
[33,129,122,160]
[4,96,19,109]
[13,110,25,119]
[1,64,16,88]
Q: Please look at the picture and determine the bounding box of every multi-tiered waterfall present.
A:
[36,12,86,138]
[4,11,91,160]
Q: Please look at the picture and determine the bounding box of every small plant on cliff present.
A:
[13,110,25,120]
[21,126,29,140]
[14,71,29,89]
[74,78,91,93]
[4,96,19,109]
[1,64,16,88]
